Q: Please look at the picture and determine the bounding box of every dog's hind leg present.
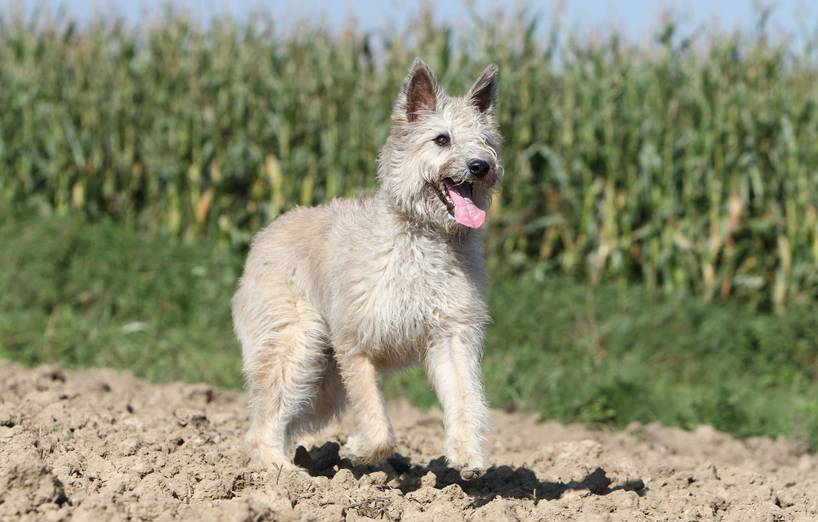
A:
[234,282,329,470]
[286,353,346,439]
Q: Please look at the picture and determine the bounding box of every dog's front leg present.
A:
[425,329,488,480]
[336,350,395,464]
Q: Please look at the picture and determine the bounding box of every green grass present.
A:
[0,212,243,387]
[390,276,818,445]
[3,213,817,446]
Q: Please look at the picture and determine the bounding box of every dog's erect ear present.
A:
[467,64,498,114]
[402,59,437,122]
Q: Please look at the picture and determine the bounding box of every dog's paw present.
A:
[345,434,395,465]
[247,451,309,479]
[246,436,299,473]
[459,466,484,481]
[447,452,485,481]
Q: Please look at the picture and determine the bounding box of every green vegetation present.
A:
[0,212,242,388]
[1,10,817,309]
[2,213,816,446]
[1,8,817,447]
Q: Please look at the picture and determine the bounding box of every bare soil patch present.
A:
[1,361,816,521]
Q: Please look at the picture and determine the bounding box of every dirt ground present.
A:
[1,361,816,521]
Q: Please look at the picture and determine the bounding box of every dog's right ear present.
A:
[400,59,437,122]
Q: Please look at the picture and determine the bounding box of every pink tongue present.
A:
[448,185,486,228]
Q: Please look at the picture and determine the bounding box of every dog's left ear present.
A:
[467,64,498,114]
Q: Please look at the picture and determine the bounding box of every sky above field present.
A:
[12,0,815,38]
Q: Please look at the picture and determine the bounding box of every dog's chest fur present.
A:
[326,221,486,364]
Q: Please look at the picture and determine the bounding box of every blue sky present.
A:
[11,1,816,40]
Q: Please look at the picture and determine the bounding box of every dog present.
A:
[231,59,501,480]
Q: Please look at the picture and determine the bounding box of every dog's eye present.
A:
[433,134,450,147]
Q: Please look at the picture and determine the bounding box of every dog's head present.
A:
[378,60,502,234]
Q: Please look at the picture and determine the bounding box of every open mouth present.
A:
[431,178,486,229]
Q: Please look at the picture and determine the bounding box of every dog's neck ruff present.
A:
[375,189,476,242]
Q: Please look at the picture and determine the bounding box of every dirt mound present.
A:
[1,361,816,521]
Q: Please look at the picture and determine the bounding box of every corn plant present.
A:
[0,9,816,310]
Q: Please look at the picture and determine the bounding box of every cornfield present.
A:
[1,8,817,310]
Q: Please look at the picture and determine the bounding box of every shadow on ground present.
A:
[294,442,646,505]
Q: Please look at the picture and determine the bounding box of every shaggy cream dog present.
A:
[232,59,501,480]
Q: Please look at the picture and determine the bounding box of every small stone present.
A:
[442,482,465,498]
[0,405,19,427]
[332,468,355,485]
[118,438,140,456]
[559,488,591,501]
[131,460,153,478]
[312,475,330,488]
[420,471,437,488]
[367,470,388,485]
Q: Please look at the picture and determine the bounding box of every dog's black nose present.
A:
[468,159,491,177]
